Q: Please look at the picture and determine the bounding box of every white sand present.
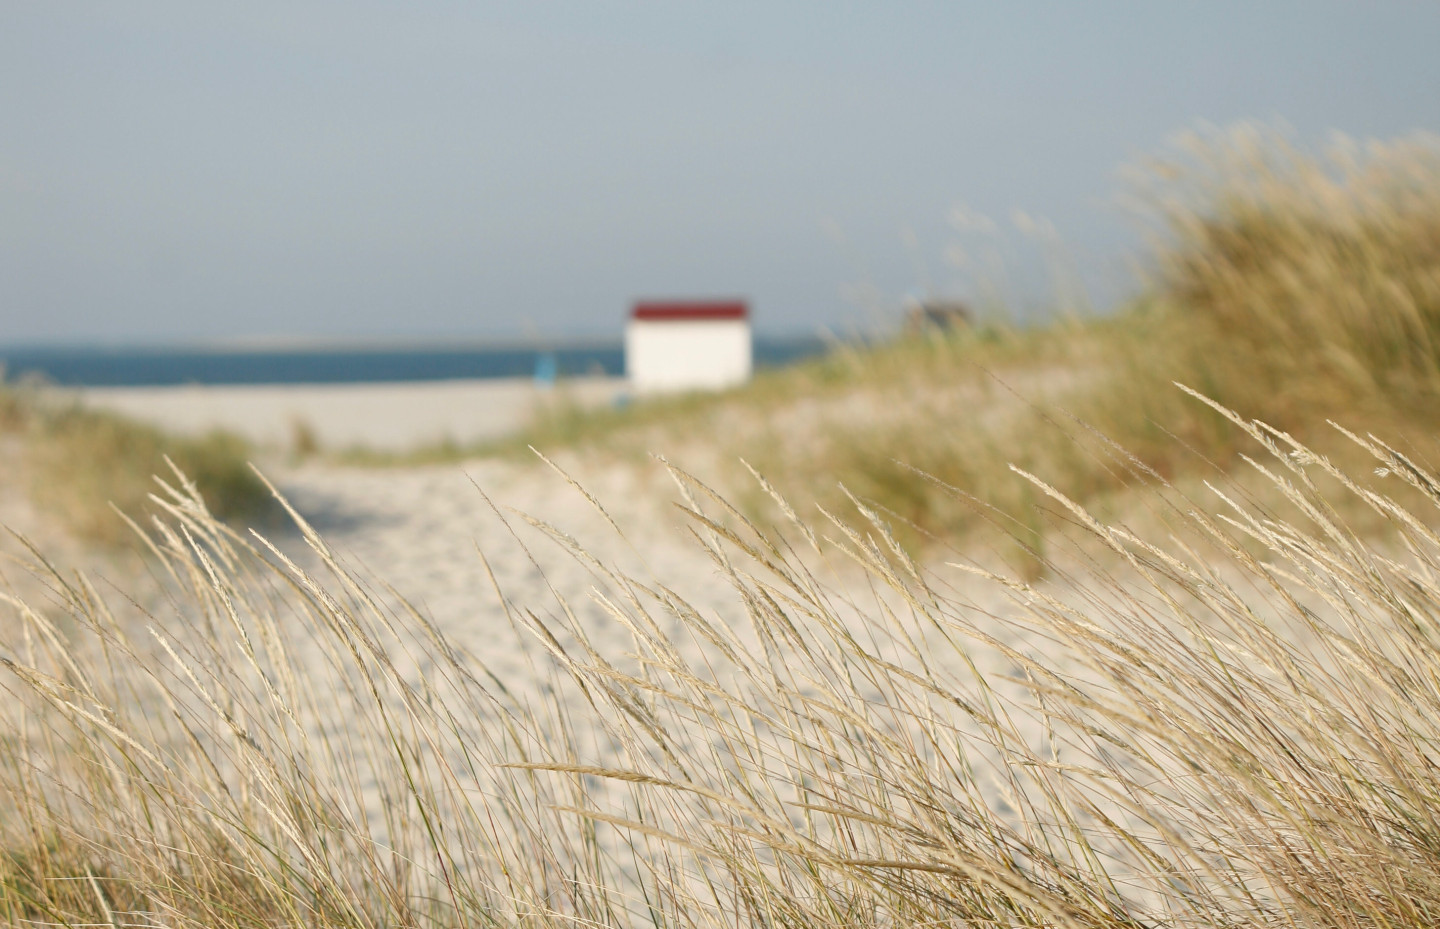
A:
[273,455,745,688]
[74,376,629,452]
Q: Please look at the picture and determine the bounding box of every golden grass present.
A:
[4,398,1440,927]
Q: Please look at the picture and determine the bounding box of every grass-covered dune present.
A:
[0,381,273,544]
[12,125,1438,563]
[492,126,1440,563]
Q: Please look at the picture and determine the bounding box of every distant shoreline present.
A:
[0,335,629,354]
[0,330,830,353]
[0,336,829,388]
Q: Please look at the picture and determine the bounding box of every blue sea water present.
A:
[0,338,828,388]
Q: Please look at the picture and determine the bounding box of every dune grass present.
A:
[455,126,1440,563]
[0,379,275,543]
[4,396,1440,927]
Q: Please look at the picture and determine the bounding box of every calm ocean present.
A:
[0,338,827,388]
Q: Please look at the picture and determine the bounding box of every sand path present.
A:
[270,455,752,693]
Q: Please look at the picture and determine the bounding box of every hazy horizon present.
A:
[0,328,827,351]
[4,2,1439,346]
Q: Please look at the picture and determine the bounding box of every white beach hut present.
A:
[625,300,752,393]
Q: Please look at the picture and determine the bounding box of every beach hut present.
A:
[625,300,752,393]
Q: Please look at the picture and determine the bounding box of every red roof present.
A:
[631,300,748,322]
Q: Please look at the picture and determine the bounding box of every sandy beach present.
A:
[74,376,629,452]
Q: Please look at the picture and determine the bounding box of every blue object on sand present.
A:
[534,351,557,386]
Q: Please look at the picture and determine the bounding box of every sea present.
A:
[0,337,829,388]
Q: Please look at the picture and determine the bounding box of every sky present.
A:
[2,2,1439,345]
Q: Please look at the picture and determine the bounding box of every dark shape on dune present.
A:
[904,298,972,334]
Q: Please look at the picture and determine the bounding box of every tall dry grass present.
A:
[1091,125,1440,463]
[5,394,1440,927]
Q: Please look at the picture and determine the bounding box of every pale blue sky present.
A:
[3,2,1438,344]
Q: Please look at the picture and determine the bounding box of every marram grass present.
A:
[4,393,1440,927]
